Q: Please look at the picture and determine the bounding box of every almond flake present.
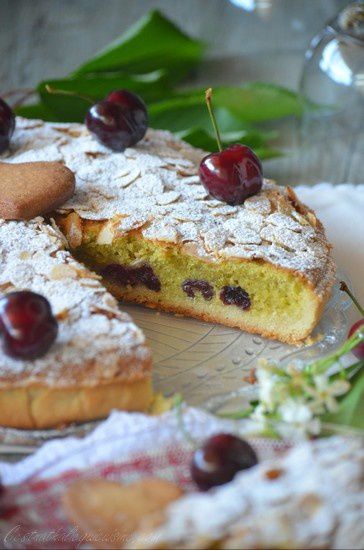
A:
[143,223,179,243]
[245,195,271,214]
[97,222,115,245]
[156,191,181,205]
[116,167,141,188]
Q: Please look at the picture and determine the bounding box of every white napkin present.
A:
[0,408,261,485]
[1,183,363,486]
[296,183,364,306]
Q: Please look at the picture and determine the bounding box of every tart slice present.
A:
[126,436,364,549]
[0,218,152,429]
[9,118,335,345]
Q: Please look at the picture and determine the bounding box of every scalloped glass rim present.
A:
[0,276,351,447]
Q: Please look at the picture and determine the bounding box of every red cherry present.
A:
[85,90,148,152]
[348,319,364,359]
[199,144,263,205]
[0,97,15,153]
[190,433,258,491]
[0,291,58,360]
[107,89,147,112]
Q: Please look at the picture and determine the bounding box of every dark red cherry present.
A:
[0,98,15,154]
[107,89,146,112]
[101,263,161,292]
[0,291,58,360]
[348,319,364,359]
[85,90,148,152]
[190,433,258,491]
[220,286,251,309]
[182,279,214,301]
[199,144,263,205]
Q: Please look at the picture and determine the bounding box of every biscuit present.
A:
[63,478,183,549]
[0,161,75,220]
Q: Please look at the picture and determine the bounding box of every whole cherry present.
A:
[86,89,148,151]
[199,89,263,205]
[0,97,15,154]
[46,86,148,152]
[340,281,364,359]
[190,433,258,491]
[0,291,58,360]
[348,319,364,359]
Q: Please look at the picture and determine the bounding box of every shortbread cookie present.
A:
[63,478,183,549]
[0,160,75,219]
[4,118,336,344]
[128,436,364,549]
[0,218,152,429]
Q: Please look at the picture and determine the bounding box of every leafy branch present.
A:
[15,10,306,155]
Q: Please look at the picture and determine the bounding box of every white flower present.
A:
[307,375,350,414]
[275,398,321,440]
[255,365,277,410]
[279,398,313,424]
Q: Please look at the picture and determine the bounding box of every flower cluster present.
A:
[250,325,364,440]
[251,360,350,439]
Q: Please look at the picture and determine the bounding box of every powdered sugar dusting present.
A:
[0,219,150,387]
[3,118,335,294]
[131,436,364,549]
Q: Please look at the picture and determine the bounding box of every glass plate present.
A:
[0,279,350,448]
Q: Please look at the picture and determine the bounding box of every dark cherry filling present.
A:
[182,279,214,301]
[220,285,251,309]
[101,263,161,292]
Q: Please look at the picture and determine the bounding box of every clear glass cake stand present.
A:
[0,278,350,450]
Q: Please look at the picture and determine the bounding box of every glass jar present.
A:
[299,2,364,184]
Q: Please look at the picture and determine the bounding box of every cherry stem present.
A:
[340,281,364,316]
[205,88,223,152]
[45,85,94,105]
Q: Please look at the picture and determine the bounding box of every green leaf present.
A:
[74,10,205,83]
[323,362,364,430]
[176,127,281,159]
[15,103,59,121]
[307,329,364,375]
[254,147,283,161]
[36,71,171,122]
[40,70,169,101]
[217,406,255,420]
[150,83,305,127]
[213,83,305,121]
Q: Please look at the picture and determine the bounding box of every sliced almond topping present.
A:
[97,222,115,245]
[265,468,284,480]
[53,126,85,138]
[85,151,105,159]
[156,191,181,205]
[63,212,83,248]
[116,167,141,188]
[50,264,78,280]
[56,308,69,321]
[307,212,318,227]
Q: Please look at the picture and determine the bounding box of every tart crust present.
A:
[0,218,152,429]
[0,378,152,430]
